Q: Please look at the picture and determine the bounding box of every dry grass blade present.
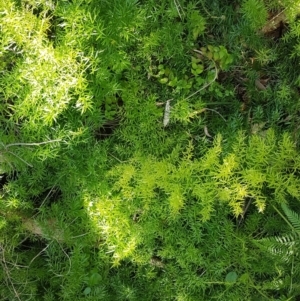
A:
[163,99,172,127]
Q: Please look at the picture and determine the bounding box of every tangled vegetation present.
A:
[1,0,300,300]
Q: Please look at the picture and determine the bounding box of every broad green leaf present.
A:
[225,271,238,283]
[83,287,91,295]
[159,78,168,84]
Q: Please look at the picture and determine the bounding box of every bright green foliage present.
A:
[1,0,300,300]
[241,0,268,30]
[86,129,300,263]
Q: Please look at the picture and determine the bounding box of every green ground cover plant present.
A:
[1,0,300,300]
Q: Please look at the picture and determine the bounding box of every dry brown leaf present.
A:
[261,11,286,34]
[150,257,164,268]
[204,125,212,138]
[251,122,266,134]
[255,79,266,91]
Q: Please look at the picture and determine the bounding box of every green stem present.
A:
[272,204,294,231]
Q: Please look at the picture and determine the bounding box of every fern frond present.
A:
[259,234,298,265]
[274,233,298,246]
[281,203,300,234]
[260,235,294,250]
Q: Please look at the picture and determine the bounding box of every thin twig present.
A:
[291,252,294,293]
[6,150,33,167]
[71,233,90,239]
[32,186,56,218]
[109,153,127,163]
[57,240,72,276]
[29,243,52,266]
[272,205,294,232]
[0,139,61,170]
[0,245,22,301]
[5,261,29,269]
[174,0,184,20]
[204,108,226,122]
[5,139,61,148]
